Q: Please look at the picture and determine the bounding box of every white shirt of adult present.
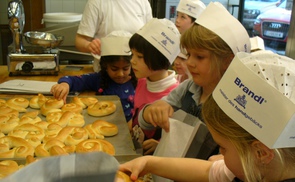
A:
[77,0,153,39]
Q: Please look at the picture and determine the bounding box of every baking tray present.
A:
[0,95,136,156]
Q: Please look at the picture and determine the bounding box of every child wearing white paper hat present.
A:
[51,30,137,123]
[129,18,180,155]
[175,0,206,34]
[173,52,192,83]
[138,2,250,160]
[119,51,295,182]
[172,0,206,83]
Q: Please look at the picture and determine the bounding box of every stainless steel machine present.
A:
[7,0,63,76]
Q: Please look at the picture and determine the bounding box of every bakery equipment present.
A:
[7,0,62,76]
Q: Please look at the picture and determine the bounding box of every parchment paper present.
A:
[1,152,119,182]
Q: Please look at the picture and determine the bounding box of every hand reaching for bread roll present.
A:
[50,82,70,104]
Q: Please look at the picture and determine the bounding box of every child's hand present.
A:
[119,156,150,181]
[143,139,158,155]
[143,100,174,132]
[50,83,70,103]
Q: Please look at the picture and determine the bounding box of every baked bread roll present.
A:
[61,103,83,114]
[19,110,41,124]
[0,136,34,158]
[116,171,132,182]
[43,123,63,143]
[46,111,85,128]
[0,115,20,134]
[87,101,116,117]
[8,123,45,147]
[0,160,19,180]
[73,96,98,109]
[55,126,88,146]
[0,105,19,117]
[6,97,29,112]
[84,120,118,139]
[40,98,64,116]
[35,139,73,157]
[76,139,115,155]
[29,93,48,109]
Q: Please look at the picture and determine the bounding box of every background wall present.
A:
[45,0,87,14]
[0,0,88,25]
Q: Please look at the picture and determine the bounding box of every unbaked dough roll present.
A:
[76,139,115,155]
[87,101,116,117]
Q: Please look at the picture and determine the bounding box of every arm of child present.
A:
[119,156,212,181]
[142,100,174,132]
[50,82,70,103]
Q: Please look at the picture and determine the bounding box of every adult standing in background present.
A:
[75,0,153,72]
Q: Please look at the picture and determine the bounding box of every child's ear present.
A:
[251,141,275,165]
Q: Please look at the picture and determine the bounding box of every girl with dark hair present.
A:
[51,31,136,122]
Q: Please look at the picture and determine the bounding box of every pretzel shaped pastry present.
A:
[46,111,85,127]
[0,136,34,158]
[0,160,19,180]
[61,103,83,114]
[84,120,118,139]
[0,105,19,117]
[0,115,20,134]
[8,123,45,147]
[76,139,115,155]
[35,139,75,157]
[87,101,116,117]
[40,98,64,116]
[73,96,98,109]
[55,126,88,146]
[6,97,29,112]
[29,93,48,109]
[19,110,42,125]
[43,123,63,143]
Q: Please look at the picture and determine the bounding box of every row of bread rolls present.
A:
[0,94,116,117]
[0,119,118,158]
[0,94,119,159]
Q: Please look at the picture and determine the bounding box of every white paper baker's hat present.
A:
[136,18,181,64]
[101,30,132,56]
[213,51,295,148]
[176,0,206,19]
[250,36,265,52]
[196,2,250,54]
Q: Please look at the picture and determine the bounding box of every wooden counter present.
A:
[0,65,94,83]
[0,65,95,96]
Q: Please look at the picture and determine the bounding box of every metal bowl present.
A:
[24,31,64,48]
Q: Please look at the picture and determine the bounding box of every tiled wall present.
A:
[0,0,87,24]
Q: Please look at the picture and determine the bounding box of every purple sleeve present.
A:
[58,72,102,92]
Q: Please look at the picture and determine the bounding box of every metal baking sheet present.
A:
[0,95,136,156]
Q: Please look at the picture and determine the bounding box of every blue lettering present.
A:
[234,77,265,104]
